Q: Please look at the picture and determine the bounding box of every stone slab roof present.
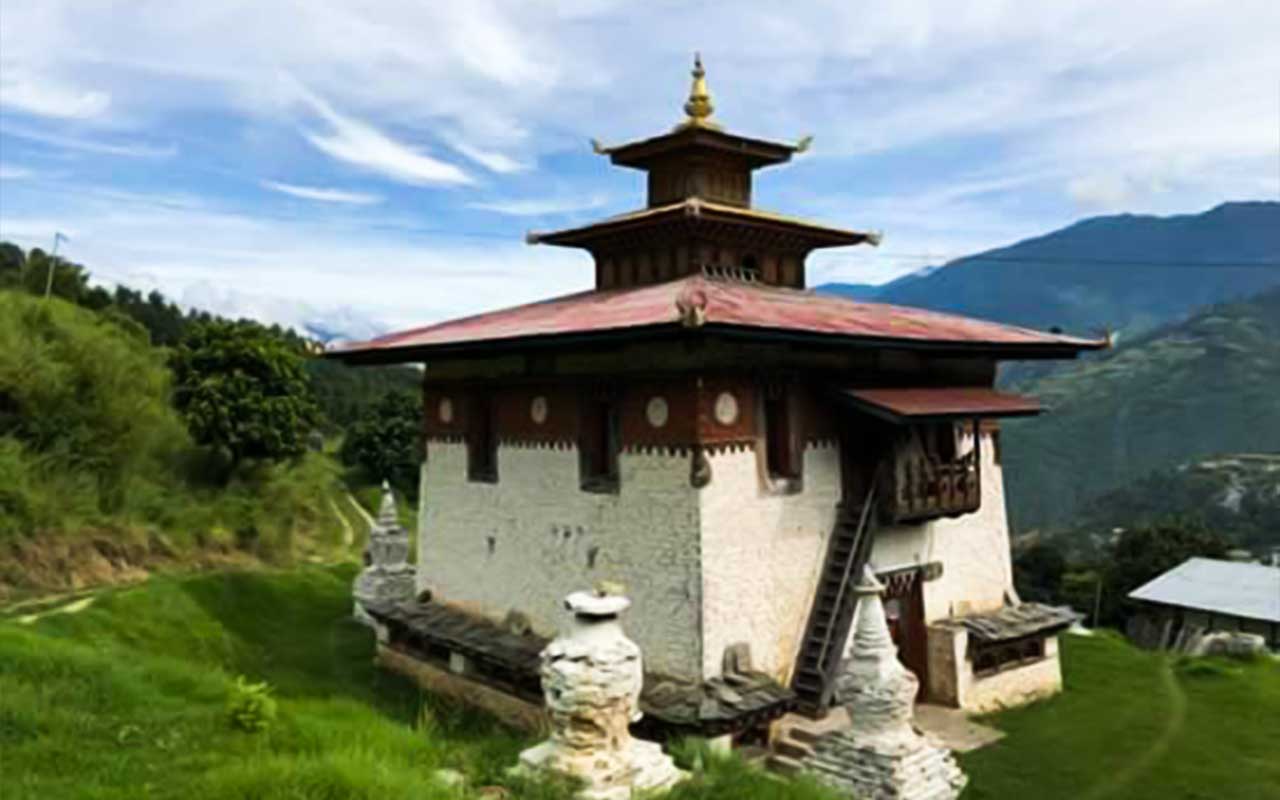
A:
[947,603,1081,643]
[1129,557,1280,624]
[365,598,794,737]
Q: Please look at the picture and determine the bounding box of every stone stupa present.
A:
[514,589,684,799]
[352,482,416,625]
[801,566,967,800]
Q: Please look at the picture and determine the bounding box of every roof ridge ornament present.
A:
[677,52,721,131]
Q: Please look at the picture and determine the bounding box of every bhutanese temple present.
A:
[329,56,1100,750]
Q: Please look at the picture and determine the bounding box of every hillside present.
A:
[0,291,355,598]
[820,201,1280,338]
[1001,286,1280,533]
[1051,454,1280,556]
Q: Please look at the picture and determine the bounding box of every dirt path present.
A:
[345,492,376,530]
[329,496,356,547]
[1078,656,1188,800]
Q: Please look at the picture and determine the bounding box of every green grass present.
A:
[960,632,1280,799]
[4,567,1275,799]
[0,565,838,799]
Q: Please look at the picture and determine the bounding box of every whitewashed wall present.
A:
[699,443,842,682]
[417,443,703,678]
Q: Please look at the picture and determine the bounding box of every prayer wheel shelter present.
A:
[328,57,1105,737]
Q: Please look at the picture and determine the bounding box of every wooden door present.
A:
[883,570,929,701]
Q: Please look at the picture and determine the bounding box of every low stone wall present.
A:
[925,626,1062,713]
[377,644,549,733]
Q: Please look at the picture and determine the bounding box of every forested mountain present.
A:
[1001,286,1280,534]
[820,202,1280,338]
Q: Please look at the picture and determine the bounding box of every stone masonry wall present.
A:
[417,442,703,678]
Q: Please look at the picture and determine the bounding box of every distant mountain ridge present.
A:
[1000,285,1280,534]
[819,201,1280,338]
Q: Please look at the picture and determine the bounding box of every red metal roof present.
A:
[839,387,1042,423]
[327,274,1104,362]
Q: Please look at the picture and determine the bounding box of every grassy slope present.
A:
[960,633,1280,799]
[1002,286,1280,533]
[0,566,839,800]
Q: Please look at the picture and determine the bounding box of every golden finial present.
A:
[678,52,720,130]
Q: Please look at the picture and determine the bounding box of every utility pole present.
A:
[43,231,68,300]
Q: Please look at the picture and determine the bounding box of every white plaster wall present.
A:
[417,443,703,678]
[869,431,1015,624]
[699,444,842,682]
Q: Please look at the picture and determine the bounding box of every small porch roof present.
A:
[837,387,1042,425]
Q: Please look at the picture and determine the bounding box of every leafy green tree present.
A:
[1100,516,1229,625]
[21,248,90,302]
[339,391,422,499]
[1014,540,1067,603]
[0,242,24,287]
[171,320,318,472]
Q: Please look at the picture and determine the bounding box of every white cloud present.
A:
[450,141,530,174]
[292,83,473,187]
[1,125,177,158]
[467,194,609,217]
[0,163,36,180]
[0,71,110,119]
[261,180,382,205]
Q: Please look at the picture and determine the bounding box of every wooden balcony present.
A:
[881,451,981,524]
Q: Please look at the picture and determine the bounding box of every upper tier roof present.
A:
[327,273,1105,364]
[529,197,875,250]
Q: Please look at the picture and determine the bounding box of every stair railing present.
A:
[810,476,879,700]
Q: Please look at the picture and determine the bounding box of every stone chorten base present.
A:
[799,567,966,800]
[513,590,683,799]
[804,734,967,800]
[518,738,683,800]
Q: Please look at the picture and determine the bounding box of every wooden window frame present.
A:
[579,392,620,494]
[762,382,803,493]
[971,636,1046,679]
[466,392,498,483]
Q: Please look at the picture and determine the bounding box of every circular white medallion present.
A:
[646,396,669,428]
[713,391,739,426]
[438,397,453,424]
[530,395,549,425]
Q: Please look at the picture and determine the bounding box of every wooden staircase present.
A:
[790,483,878,715]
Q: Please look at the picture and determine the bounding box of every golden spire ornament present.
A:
[678,52,720,130]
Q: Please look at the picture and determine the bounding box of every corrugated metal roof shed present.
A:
[1129,557,1280,623]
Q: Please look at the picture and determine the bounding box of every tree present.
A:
[0,242,24,287]
[1099,516,1229,625]
[170,319,318,472]
[339,391,423,499]
[20,248,90,301]
[1013,541,1067,603]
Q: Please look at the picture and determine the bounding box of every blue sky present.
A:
[1,1,1278,338]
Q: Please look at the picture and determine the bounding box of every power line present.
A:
[818,252,1280,270]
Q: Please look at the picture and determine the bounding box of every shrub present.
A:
[227,675,277,733]
[339,391,423,500]
[170,319,319,472]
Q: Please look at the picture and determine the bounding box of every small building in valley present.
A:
[328,58,1103,740]
[1127,557,1280,651]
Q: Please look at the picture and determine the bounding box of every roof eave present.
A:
[324,321,1101,366]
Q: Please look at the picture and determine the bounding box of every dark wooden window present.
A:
[580,395,620,493]
[764,386,800,482]
[467,393,497,483]
[972,637,1045,678]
